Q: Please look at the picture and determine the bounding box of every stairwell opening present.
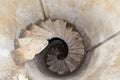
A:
[24,19,92,79]
[47,38,69,60]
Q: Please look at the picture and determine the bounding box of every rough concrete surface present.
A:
[0,0,120,80]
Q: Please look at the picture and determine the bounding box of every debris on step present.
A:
[12,37,48,66]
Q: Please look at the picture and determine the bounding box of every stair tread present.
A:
[41,19,56,34]
[49,59,58,71]
[69,49,85,56]
[64,27,73,42]
[46,54,57,61]
[57,60,66,75]
[65,58,76,72]
[47,58,58,65]
[69,54,80,61]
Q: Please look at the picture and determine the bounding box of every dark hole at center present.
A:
[48,38,68,60]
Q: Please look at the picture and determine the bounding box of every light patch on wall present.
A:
[0,35,14,51]
[100,67,120,80]
[0,0,44,38]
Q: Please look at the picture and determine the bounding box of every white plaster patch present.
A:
[100,67,120,80]
[0,35,14,51]
[0,48,16,79]
[0,47,10,57]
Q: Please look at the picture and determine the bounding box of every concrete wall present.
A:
[0,0,44,51]
[0,0,44,79]
[0,0,120,80]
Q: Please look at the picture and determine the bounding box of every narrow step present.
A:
[41,19,56,34]
[68,53,81,62]
[69,49,85,56]
[70,42,84,50]
[69,31,79,44]
[54,20,63,37]
[65,58,76,72]
[57,60,65,75]
[48,59,58,72]
[64,27,73,42]
[50,47,60,55]
[46,54,57,61]
[47,58,57,65]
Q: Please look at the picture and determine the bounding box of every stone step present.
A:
[41,19,56,34]
[65,27,73,43]
[65,58,76,72]
[12,37,48,66]
[48,59,58,72]
[24,25,53,39]
[46,54,57,61]
[68,53,81,63]
[68,31,79,44]
[47,58,57,65]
